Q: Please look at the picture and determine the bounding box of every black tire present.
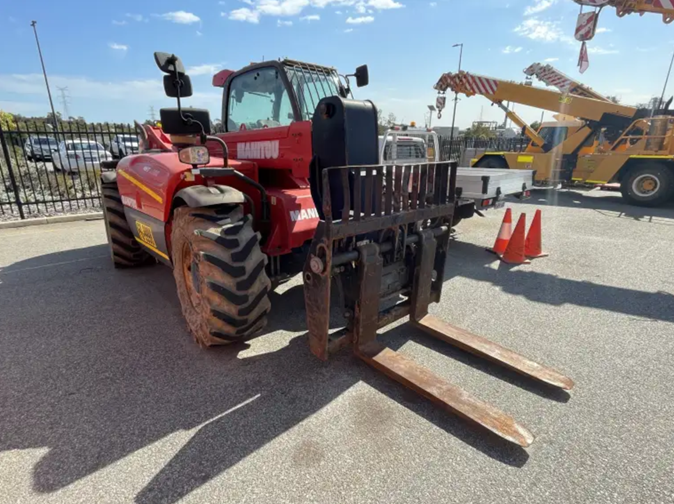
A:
[474,156,509,169]
[101,178,153,268]
[27,155,33,162]
[620,163,674,208]
[171,206,271,347]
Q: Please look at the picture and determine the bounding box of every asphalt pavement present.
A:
[1,188,673,504]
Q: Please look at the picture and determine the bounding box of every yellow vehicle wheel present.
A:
[620,163,674,208]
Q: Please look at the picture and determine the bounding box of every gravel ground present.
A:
[1,188,673,504]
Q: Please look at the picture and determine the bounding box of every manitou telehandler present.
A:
[101,52,573,447]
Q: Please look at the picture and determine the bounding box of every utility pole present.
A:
[148,105,157,122]
[30,21,59,131]
[658,49,674,112]
[56,86,70,120]
[449,43,463,151]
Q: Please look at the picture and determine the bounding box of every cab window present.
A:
[538,126,568,152]
[226,67,294,132]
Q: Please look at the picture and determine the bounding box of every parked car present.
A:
[109,134,140,158]
[53,140,113,173]
[24,136,58,161]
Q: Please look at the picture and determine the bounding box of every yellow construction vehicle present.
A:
[524,62,610,102]
[434,70,674,207]
[573,0,674,24]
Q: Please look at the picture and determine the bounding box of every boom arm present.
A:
[574,0,674,24]
[434,71,637,124]
[524,62,609,101]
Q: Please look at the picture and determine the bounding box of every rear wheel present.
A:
[620,163,674,207]
[474,156,509,169]
[101,178,153,268]
[171,206,271,347]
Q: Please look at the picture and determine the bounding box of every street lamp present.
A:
[449,43,463,158]
[30,21,59,132]
[427,104,436,128]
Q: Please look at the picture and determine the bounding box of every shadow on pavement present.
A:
[0,245,530,504]
[520,188,674,224]
[445,240,674,324]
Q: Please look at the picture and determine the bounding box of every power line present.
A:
[56,86,70,119]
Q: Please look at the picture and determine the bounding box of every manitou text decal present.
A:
[237,140,279,160]
[289,207,319,222]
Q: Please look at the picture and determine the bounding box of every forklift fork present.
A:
[303,161,573,447]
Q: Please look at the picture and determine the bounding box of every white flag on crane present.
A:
[578,42,590,74]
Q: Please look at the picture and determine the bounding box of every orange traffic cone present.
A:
[500,214,531,265]
[487,208,513,256]
[525,209,549,259]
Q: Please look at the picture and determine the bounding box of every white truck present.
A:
[378,130,534,225]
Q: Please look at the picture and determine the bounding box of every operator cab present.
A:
[213,59,368,133]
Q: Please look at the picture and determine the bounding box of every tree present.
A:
[605,95,620,104]
[0,110,16,131]
[463,123,496,139]
[530,121,541,132]
[377,109,397,134]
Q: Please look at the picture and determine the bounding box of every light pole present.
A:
[449,43,463,158]
[30,21,59,131]
[427,104,436,128]
[658,49,674,112]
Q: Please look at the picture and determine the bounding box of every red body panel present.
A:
[213,121,313,179]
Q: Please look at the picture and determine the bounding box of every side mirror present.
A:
[154,52,186,75]
[163,74,193,98]
[355,65,369,88]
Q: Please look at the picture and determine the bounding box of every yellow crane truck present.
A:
[434,70,674,207]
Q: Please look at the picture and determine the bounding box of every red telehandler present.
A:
[101,52,574,447]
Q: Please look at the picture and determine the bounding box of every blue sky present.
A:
[1,0,672,128]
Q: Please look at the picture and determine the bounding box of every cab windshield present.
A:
[285,65,342,120]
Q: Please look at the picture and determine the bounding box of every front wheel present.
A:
[473,155,509,169]
[620,163,674,207]
[171,206,272,347]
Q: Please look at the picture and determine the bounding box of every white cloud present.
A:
[514,18,571,43]
[126,13,145,22]
[346,15,374,23]
[595,27,611,33]
[109,43,128,51]
[277,19,293,26]
[502,46,523,54]
[112,20,127,26]
[187,63,224,75]
[219,0,227,3]
[543,57,559,62]
[524,0,556,16]
[335,10,342,14]
[196,30,203,36]
[300,14,320,20]
[227,8,261,23]
[344,28,353,32]
[429,1,437,5]
[0,73,220,106]
[0,100,46,116]
[588,46,619,55]
[367,0,402,8]
[157,11,201,24]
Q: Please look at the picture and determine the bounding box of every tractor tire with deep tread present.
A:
[171,206,272,347]
[101,179,153,268]
[620,162,674,207]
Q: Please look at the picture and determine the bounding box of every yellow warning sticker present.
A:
[517,155,534,163]
[559,96,573,105]
[135,221,157,248]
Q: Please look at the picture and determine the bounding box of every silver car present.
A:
[24,136,58,161]
[53,140,113,173]
[109,134,140,158]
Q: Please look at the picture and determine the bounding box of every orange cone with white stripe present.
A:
[525,209,549,259]
[500,214,531,265]
[487,208,513,256]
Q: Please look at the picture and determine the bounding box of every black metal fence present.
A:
[437,136,529,162]
[0,121,136,220]
[0,119,530,221]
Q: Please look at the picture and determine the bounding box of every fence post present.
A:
[0,124,25,219]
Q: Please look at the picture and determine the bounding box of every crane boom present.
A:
[573,0,674,24]
[524,63,609,102]
[434,71,637,123]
